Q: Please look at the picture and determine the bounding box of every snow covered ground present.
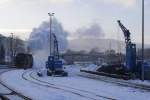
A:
[80,64,99,71]
[128,79,150,86]
[0,69,12,95]
[0,84,11,94]
[0,66,150,100]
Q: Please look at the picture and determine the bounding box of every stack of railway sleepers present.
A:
[80,64,133,80]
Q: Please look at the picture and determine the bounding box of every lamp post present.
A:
[48,13,55,56]
[10,33,14,65]
[141,0,145,81]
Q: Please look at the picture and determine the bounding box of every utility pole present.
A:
[141,0,145,81]
[10,33,14,65]
[48,12,55,56]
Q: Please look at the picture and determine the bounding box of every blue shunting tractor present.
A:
[46,33,68,76]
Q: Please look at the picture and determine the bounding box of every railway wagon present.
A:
[14,53,33,69]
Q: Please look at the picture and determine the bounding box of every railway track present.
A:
[79,71,150,91]
[0,65,17,69]
[22,70,116,100]
[0,69,31,100]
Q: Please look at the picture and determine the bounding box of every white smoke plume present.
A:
[28,18,68,69]
[73,23,105,39]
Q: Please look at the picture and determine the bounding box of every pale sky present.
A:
[0,0,149,43]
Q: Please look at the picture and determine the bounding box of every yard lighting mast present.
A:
[10,33,14,64]
[48,12,55,56]
[141,0,145,81]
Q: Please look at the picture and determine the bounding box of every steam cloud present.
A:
[74,23,105,39]
[28,18,68,69]
[29,18,68,52]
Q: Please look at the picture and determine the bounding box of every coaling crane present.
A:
[117,20,136,72]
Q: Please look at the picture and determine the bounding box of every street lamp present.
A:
[48,13,55,56]
[10,33,14,65]
[141,0,145,81]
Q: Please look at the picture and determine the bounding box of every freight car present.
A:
[14,53,33,69]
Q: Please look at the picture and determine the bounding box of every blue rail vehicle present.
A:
[46,33,68,76]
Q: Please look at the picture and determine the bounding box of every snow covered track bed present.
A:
[0,65,17,69]
[0,67,150,100]
[0,69,31,100]
[22,71,115,100]
[79,71,150,91]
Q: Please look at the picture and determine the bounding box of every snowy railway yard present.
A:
[0,66,150,100]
